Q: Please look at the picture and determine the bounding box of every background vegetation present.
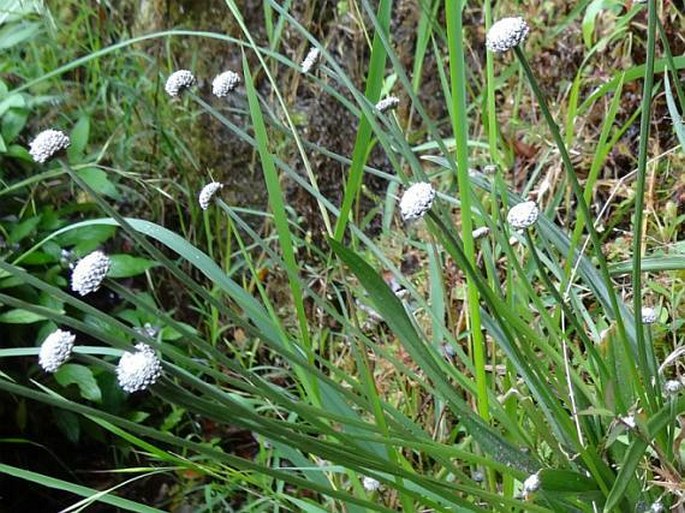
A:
[1,0,685,511]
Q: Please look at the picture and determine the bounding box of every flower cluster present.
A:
[116,343,163,393]
[29,129,71,163]
[198,181,223,210]
[507,201,540,229]
[399,182,435,222]
[38,329,75,373]
[212,70,241,97]
[71,250,111,296]
[375,96,400,114]
[301,47,321,74]
[164,69,197,97]
[486,17,530,53]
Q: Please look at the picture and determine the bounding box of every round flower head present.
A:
[39,329,75,373]
[375,96,400,114]
[164,69,196,97]
[71,250,111,296]
[29,129,71,164]
[400,182,435,222]
[641,306,658,325]
[486,17,530,53]
[362,476,380,492]
[507,201,540,229]
[663,379,682,396]
[650,502,664,513]
[116,343,162,393]
[523,473,541,495]
[198,181,223,210]
[301,47,321,74]
[212,70,241,98]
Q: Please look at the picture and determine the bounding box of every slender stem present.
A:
[513,46,651,412]
[445,0,490,426]
[632,0,659,410]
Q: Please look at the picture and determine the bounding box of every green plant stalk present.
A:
[333,0,392,242]
[483,0,500,167]
[445,0,490,424]
[632,0,659,410]
[513,46,650,413]
[242,56,317,399]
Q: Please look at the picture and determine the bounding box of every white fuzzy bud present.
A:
[164,69,196,97]
[523,473,541,495]
[641,306,658,325]
[375,96,400,114]
[29,129,71,163]
[507,201,539,229]
[198,182,223,210]
[212,70,241,97]
[301,47,321,74]
[650,502,664,513]
[71,250,111,296]
[486,17,530,53]
[39,329,75,373]
[116,343,162,393]
[362,476,380,492]
[399,182,435,222]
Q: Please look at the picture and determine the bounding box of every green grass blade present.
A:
[333,0,392,241]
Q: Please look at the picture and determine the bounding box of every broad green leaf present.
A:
[76,167,120,200]
[109,255,159,278]
[68,115,90,160]
[54,363,102,403]
[8,215,41,244]
[540,469,600,494]
[53,408,81,443]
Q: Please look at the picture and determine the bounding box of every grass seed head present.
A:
[71,250,111,296]
[165,69,196,97]
[29,129,70,163]
[486,17,530,53]
[116,343,162,393]
[507,201,540,229]
[39,329,75,373]
[212,70,241,97]
[400,182,435,222]
[199,181,223,210]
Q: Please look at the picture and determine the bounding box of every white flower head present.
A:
[641,306,658,325]
[199,181,223,210]
[71,250,111,296]
[523,472,541,495]
[164,69,196,97]
[620,415,636,429]
[472,226,490,240]
[375,96,400,114]
[507,201,539,229]
[486,17,530,53]
[39,329,75,373]
[650,501,664,513]
[116,343,162,393]
[362,476,380,492]
[664,379,682,396]
[301,47,321,74]
[29,129,71,164]
[400,182,435,222]
[212,70,241,98]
